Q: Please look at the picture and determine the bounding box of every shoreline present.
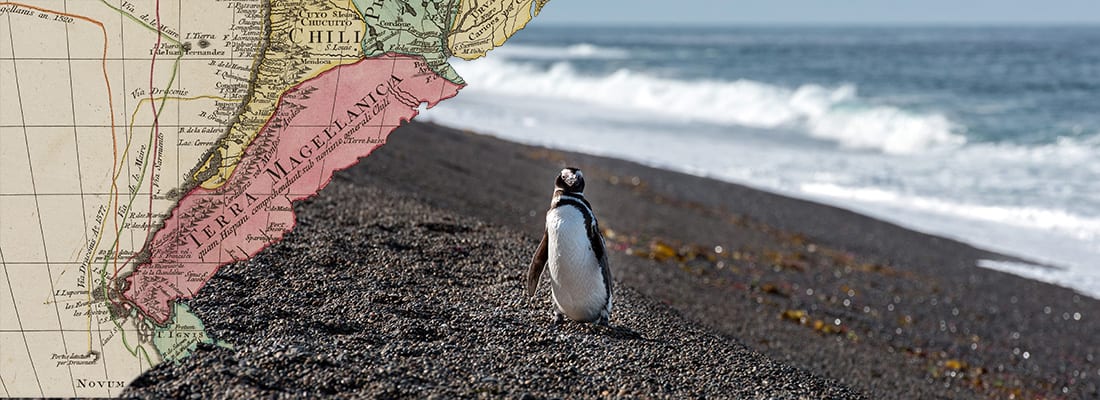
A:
[124,121,1099,399]
[421,117,1090,299]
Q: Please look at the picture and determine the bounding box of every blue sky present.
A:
[535,1,1100,25]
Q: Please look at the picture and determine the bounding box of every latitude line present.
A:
[61,1,114,393]
[1,124,403,127]
[0,261,229,265]
[0,57,296,61]
[5,12,79,397]
[0,191,397,196]
[1,328,207,333]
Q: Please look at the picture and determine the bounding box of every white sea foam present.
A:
[426,56,1100,299]
[452,58,966,154]
[799,182,1100,243]
[977,260,1100,299]
[489,43,631,59]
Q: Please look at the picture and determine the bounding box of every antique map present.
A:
[0,0,545,396]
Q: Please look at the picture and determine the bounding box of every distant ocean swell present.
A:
[425,30,1100,298]
[457,57,965,155]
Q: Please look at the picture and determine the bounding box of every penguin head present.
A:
[555,167,585,193]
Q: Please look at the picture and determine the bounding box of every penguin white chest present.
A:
[545,206,606,321]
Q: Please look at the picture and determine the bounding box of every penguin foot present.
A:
[595,315,610,327]
[585,320,614,335]
[552,311,565,326]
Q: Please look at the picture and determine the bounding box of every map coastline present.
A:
[122,53,464,324]
[2,0,537,395]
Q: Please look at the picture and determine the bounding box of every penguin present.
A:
[526,167,613,325]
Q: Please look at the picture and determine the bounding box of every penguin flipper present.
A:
[589,222,613,310]
[526,230,549,297]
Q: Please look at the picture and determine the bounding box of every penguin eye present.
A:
[560,169,576,186]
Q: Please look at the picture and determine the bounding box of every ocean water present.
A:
[420,26,1100,298]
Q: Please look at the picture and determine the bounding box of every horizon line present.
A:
[532,20,1100,28]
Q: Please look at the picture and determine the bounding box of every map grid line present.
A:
[62,0,117,395]
[0,244,43,396]
[4,10,77,395]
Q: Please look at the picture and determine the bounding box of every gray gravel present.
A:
[335,122,1100,399]
[123,121,1099,399]
[122,170,862,399]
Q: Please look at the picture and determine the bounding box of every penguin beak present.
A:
[561,168,582,187]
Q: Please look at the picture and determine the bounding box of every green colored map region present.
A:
[152,303,231,363]
[353,0,465,84]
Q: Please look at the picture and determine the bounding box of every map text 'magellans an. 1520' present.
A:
[0,0,546,396]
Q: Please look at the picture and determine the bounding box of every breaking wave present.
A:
[488,43,631,60]
[453,58,966,154]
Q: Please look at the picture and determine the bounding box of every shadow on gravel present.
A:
[121,159,867,399]
[599,325,648,341]
[549,322,650,341]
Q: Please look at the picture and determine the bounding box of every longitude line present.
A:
[218,0,239,267]
[5,11,79,397]
[316,19,348,194]
[115,0,140,377]
[0,246,44,396]
[60,1,115,395]
[435,1,457,118]
[174,0,183,315]
[0,369,8,396]
[174,0,182,267]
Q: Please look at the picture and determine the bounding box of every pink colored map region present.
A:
[123,53,463,323]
